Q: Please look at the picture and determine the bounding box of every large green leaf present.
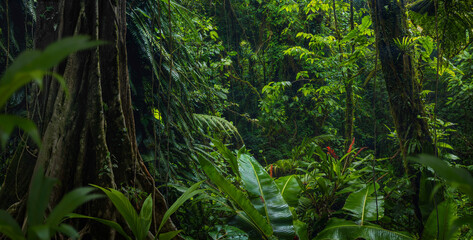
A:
[55,223,79,239]
[0,210,25,240]
[0,36,104,108]
[314,218,415,240]
[0,115,41,148]
[238,153,295,238]
[67,213,131,240]
[158,180,205,233]
[0,36,104,148]
[27,167,59,227]
[198,156,273,237]
[422,201,458,240]
[158,230,183,240]
[342,183,384,224]
[138,194,153,240]
[46,187,102,228]
[275,175,302,207]
[91,185,141,239]
[447,215,473,240]
[411,154,473,198]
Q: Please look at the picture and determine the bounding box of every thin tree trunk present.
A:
[332,0,354,151]
[0,0,178,238]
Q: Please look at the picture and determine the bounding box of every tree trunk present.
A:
[0,0,178,238]
[369,0,433,168]
[369,0,434,234]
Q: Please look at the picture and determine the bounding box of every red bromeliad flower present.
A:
[348,137,355,153]
[270,164,274,178]
[326,146,338,159]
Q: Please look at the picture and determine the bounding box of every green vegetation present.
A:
[2,0,473,239]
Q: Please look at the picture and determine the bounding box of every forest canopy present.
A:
[1,0,473,239]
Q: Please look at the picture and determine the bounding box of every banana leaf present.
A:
[343,183,384,224]
[314,218,415,240]
[198,156,273,237]
[275,175,302,207]
[411,154,473,198]
[422,201,459,240]
[238,153,295,238]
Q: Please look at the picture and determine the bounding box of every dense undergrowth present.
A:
[2,0,473,239]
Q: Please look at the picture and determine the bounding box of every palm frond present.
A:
[193,114,243,143]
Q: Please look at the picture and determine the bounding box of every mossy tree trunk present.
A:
[0,0,178,238]
[369,0,434,234]
[369,0,433,167]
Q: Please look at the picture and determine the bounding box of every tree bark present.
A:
[369,0,434,167]
[369,0,435,234]
[0,0,178,238]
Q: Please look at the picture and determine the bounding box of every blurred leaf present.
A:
[67,213,132,240]
[55,224,79,239]
[0,210,25,240]
[422,201,458,240]
[0,115,41,149]
[46,187,102,228]
[28,166,59,227]
[410,154,473,198]
[138,194,153,240]
[158,230,182,240]
[0,36,104,108]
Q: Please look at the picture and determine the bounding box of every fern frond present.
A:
[193,114,243,143]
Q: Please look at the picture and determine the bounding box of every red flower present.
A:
[348,137,355,153]
[270,164,274,178]
[327,146,338,159]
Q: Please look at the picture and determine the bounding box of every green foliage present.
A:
[422,201,459,240]
[238,153,295,238]
[412,154,473,239]
[208,225,249,240]
[275,175,302,207]
[92,185,153,240]
[0,166,102,240]
[198,155,273,237]
[411,154,473,198]
[314,218,415,240]
[158,181,206,235]
[0,36,103,148]
[409,0,473,58]
[194,114,242,142]
[69,182,204,240]
[342,183,384,224]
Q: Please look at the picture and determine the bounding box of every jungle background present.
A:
[1,0,473,239]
